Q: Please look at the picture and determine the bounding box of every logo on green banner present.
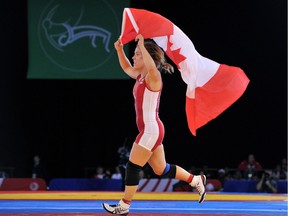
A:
[28,0,130,79]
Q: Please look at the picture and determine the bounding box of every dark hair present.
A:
[144,40,174,74]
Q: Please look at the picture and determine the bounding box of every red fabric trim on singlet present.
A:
[133,75,164,151]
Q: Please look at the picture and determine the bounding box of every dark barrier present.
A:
[223,180,287,193]
[49,179,122,191]
[277,180,288,193]
[0,178,47,191]
[48,178,287,193]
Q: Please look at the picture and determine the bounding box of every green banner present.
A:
[28,0,130,79]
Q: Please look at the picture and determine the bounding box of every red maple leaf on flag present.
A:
[170,48,187,70]
[165,38,187,70]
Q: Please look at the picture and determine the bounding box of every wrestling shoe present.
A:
[102,199,130,215]
[190,175,207,203]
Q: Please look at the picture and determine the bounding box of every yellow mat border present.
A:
[0,191,286,201]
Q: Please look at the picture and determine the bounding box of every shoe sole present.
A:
[199,175,207,204]
[102,203,129,215]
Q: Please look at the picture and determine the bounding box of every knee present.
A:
[125,161,143,186]
[151,163,166,176]
[153,166,165,176]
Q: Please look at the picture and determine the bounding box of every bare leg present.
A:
[122,142,152,202]
[102,143,206,215]
[148,144,192,181]
[148,144,206,203]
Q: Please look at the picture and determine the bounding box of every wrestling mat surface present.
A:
[0,191,287,215]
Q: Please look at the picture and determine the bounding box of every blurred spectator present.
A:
[200,165,214,179]
[32,154,46,180]
[238,154,263,179]
[0,171,7,178]
[104,168,112,179]
[233,170,243,180]
[111,166,122,179]
[94,166,110,179]
[217,167,234,190]
[118,138,130,169]
[217,169,226,189]
[117,139,130,190]
[205,183,215,192]
[223,167,233,180]
[256,170,278,193]
[273,158,287,180]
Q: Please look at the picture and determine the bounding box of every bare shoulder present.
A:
[146,72,162,91]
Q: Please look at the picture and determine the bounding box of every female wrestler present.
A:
[102,34,206,215]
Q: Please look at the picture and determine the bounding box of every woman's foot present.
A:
[102,199,130,215]
[190,175,206,203]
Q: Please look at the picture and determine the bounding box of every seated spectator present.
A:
[233,170,243,180]
[94,166,110,179]
[256,170,278,193]
[217,169,227,190]
[238,154,263,179]
[111,166,122,179]
[273,158,287,180]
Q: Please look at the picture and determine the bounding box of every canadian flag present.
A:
[120,8,250,136]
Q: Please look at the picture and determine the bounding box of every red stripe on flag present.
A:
[186,64,250,135]
[121,8,173,44]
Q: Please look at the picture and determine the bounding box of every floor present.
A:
[0,191,287,215]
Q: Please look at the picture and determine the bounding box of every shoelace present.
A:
[114,204,127,214]
[195,182,204,194]
[194,177,205,195]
